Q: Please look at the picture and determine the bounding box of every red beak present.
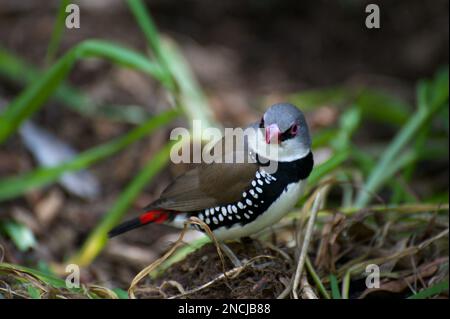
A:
[265,124,281,144]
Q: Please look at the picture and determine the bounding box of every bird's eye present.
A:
[290,124,299,136]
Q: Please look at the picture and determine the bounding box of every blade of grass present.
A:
[308,149,350,186]
[289,87,349,111]
[355,69,449,208]
[161,38,217,134]
[0,47,151,123]
[408,280,449,299]
[126,0,216,132]
[0,221,36,252]
[0,47,40,84]
[0,109,179,201]
[69,142,174,266]
[289,87,410,126]
[0,39,172,143]
[355,88,410,126]
[45,0,70,64]
[26,285,42,299]
[126,0,171,75]
[0,263,69,289]
[112,288,129,299]
[305,257,331,299]
[331,107,361,151]
[329,274,342,299]
[0,262,117,298]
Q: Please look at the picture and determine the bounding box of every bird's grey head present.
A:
[246,103,312,163]
[261,103,311,149]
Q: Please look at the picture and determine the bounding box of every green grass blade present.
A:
[0,221,36,252]
[45,0,70,64]
[0,109,178,201]
[161,39,218,134]
[332,107,361,151]
[0,263,68,289]
[27,285,42,299]
[76,40,169,84]
[329,274,342,299]
[355,69,449,208]
[0,262,111,298]
[0,39,171,143]
[126,0,217,135]
[308,149,350,186]
[306,257,331,299]
[289,87,410,126]
[112,288,129,299]
[289,87,349,111]
[69,142,174,266]
[0,47,40,84]
[126,0,164,64]
[0,47,151,123]
[355,88,410,126]
[408,280,449,299]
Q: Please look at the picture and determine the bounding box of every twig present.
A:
[260,241,293,263]
[277,283,292,299]
[128,222,191,298]
[292,189,324,299]
[340,228,449,299]
[300,275,319,299]
[128,216,230,298]
[160,280,187,296]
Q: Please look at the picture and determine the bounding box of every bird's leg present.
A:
[219,242,242,268]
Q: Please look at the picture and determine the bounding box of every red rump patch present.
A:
[139,210,169,225]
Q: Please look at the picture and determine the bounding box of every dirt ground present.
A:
[0,0,448,298]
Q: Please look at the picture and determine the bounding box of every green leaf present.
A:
[126,0,216,133]
[355,88,410,126]
[45,0,70,64]
[289,87,348,111]
[331,107,361,151]
[69,142,174,266]
[0,39,171,143]
[0,221,36,252]
[112,288,129,299]
[408,281,449,299]
[0,47,151,124]
[161,38,217,135]
[0,109,179,201]
[0,263,68,288]
[355,69,449,208]
[126,0,167,69]
[329,274,342,299]
[289,87,410,126]
[308,149,350,186]
[27,285,42,299]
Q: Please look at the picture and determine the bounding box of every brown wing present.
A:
[146,133,258,212]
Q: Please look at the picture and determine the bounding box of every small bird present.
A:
[109,103,313,243]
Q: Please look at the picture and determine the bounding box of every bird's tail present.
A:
[108,209,170,238]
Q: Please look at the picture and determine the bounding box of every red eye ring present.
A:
[290,124,299,135]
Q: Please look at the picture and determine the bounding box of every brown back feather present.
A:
[147,132,258,212]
